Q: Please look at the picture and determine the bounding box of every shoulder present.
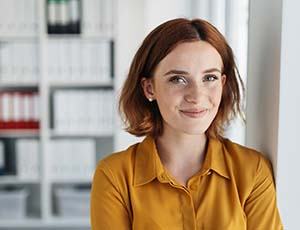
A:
[91,143,139,220]
[222,138,271,169]
[96,142,139,176]
[221,138,274,186]
[92,141,140,192]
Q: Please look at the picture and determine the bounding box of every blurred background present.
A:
[0,0,297,229]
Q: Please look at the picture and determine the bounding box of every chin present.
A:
[180,127,208,136]
[164,120,212,136]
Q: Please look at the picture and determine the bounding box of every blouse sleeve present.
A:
[90,160,132,230]
[244,156,284,230]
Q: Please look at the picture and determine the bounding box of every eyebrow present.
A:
[203,68,222,74]
[163,68,222,76]
[163,69,189,76]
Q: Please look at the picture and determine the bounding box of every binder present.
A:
[0,92,40,130]
[16,139,39,180]
[0,0,37,35]
[49,139,96,180]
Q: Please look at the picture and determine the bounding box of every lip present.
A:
[180,109,208,118]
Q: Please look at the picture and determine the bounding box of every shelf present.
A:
[0,129,40,138]
[0,34,38,41]
[0,218,42,228]
[51,130,113,138]
[0,81,39,89]
[0,175,39,184]
[49,80,113,88]
[46,217,90,228]
[47,33,113,41]
[0,217,89,228]
[51,178,92,184]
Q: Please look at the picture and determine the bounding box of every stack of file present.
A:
[49,139,96,181]
[53,89,114,134]
[16,139,39,180]
[47,0,81,34]
[0,91,39,130]
[47,39,111,83]
[0,42,39,83]
[82,0,113,36]
[0,0,38,36]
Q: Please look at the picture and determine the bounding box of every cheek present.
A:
[156,84,181,103]
[210,85,223,105]
[155,88,182,118]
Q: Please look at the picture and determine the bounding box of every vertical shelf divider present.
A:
[37,0,51,221]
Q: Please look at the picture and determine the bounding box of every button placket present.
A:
[180,192,197,230]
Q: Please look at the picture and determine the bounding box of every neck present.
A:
[155,128,208,168]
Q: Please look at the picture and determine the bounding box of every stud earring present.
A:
[148,98,153,102]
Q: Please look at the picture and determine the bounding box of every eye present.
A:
[203,74,219,82]
[169,75,187,85]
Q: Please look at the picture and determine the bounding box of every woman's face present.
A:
[142,41,226,136]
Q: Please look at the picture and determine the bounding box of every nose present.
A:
[184,83,208,104]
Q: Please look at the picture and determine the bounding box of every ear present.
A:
[141,77,155,101]
[221,74,226,86]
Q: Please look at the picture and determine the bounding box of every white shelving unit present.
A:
[0,0,250,229]
[0,0,116,229]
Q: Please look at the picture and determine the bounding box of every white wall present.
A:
[114,0,146,150]
[276,0,300,228]
[223,0,248,145]
[247,0,300,228]
[144,0,191,34]
[246,0,282,168]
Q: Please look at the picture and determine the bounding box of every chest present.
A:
[164,163,203,187]
[130,174,246,230]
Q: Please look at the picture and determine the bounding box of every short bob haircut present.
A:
[119,18,245,139]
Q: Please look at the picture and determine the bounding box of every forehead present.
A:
[155,41,223,74]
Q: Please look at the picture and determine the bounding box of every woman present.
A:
[91,18,283,230]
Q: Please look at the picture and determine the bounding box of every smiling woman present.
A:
[90,18,283,230]
[119,18,243,140]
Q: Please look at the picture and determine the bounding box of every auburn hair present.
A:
[118,18,245,139]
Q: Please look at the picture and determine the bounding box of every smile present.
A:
[180,109,208,118]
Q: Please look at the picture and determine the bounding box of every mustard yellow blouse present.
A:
[90,136,283,230]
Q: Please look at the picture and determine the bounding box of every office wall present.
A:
[246,0,282,172]
[247,0,300,228]
[277,0,300,228]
